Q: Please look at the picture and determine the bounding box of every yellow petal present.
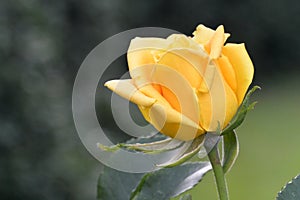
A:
[129,64,171,107]
[223,82,239,127]
[127,38,172,106]
[151,64,200,124]
[192,24,230,46]
[137,104,151,122]
[216,55,237,92]
[208,25,225,59]
[152,83,162,93]
[127,37,168,70]
[139,84,171,107]
[222,43,254,104]
[157,36,209,88]
[166,34,203,51]
[192,24,216,45]
[104,79,156,107]
[157,50,205,89]
[198,61,216,93]
[196,62,238,131]
[148,103,205,141]
[160,85,181,112]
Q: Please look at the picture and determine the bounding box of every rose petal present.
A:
[158,50,205,89]
[222,43,254,104]
[148,103,205,141]
[192,24,230,46]
[104,79,156,107]
[139,85,171,107]
[160,85,181,112]
[127,37,168,70]
[129,64,171,107]
[192,24,216,45]
[196,62,238,131]
[127,38,172,106]
[208,25,225,59]
[151,64,200,125]
[157,36,209,88]
[216,55,237,92]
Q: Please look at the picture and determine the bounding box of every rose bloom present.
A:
[105,25,254,141]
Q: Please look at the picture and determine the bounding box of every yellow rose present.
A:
[105,24,254,141]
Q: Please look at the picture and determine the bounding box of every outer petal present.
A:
[216,55,237,92]
[127,37,168,70]
[196,62,238,131]
[104,79,156,107]
[139,102,205,141]
[222,80,239,128]
[127,38,172,106]
[222,43,254,104]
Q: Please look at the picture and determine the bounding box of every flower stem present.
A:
[208,144,229,200]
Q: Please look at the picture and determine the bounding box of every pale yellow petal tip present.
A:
[104,80,113,88]
[216,25,224,31]
[104,80,118,90]
[225,33,231,41]
[128,37,168,52]
[193,24,230,55]
[209,25,225,59]
[216,25,231,42]
[104,79,157,107]
[226,43,245,47]
[215,25,231,39]
[194,24,209,32]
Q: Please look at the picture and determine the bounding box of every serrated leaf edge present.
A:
[130,162,211,200]
[276,174,300,199]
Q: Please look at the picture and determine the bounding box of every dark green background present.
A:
[1,0,300,199]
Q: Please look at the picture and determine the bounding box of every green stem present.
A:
[208,144,229,200]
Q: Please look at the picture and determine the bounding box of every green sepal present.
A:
[156,135,205,168]
[222,130,239,174]
[221,85,260,135]
[98,134,184,154]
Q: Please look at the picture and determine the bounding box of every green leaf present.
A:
[130,162,211,200]
[156,135,205,168]
[221,85,260,135]
[97,166,144,200]
[222,130,239,174]
[180,194,192,200]
[277,174,300,200]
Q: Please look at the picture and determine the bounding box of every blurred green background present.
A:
[1,0,300,199]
